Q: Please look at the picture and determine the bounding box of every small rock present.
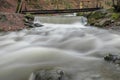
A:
[111,20,114,23]
[104,54,120,65]
[24,18,29,23]
[34,23,43,27]
[29,68,68,80]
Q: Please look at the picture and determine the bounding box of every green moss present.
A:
[88,11,105,19]
[24,13,34,20]
[107,8,114,13]
[76,13,84,16]
[111,13,120,20]
[88,18,96,25]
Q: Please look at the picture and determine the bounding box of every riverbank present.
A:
[82,9,120,30]
[0,9,120,31]
[0,13,26,31]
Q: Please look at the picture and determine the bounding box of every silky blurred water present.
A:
[0,16,120,80]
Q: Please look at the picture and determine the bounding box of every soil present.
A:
[0,13,25,31]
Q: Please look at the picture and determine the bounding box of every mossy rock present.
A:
[107,8,114,13]
[76,13,84,16]
[88,11,106,19]
[88,18,96,25]
[24,13,34,20]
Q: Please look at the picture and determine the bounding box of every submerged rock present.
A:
[29,68,68,80]
[24,21,43,28]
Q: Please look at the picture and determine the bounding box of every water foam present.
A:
[0,16,120,80]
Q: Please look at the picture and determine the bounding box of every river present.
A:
[0,15,120,80]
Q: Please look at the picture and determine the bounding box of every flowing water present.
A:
[0,16,120,80]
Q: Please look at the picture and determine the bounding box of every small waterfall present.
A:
[34,17,42,24]
[64,13,77,16]
[34,16,87,25]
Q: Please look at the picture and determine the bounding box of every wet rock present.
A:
[24,20,43,28]
[24,22,34,28]
[24,14,43,28]
[34,23,43,27]
[29,68,68,80]
[104,54,120,65]
[24,18,29,23]
[24,13,34,21]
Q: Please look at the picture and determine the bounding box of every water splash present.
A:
[34,16,87,25]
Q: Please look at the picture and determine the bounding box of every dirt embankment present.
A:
[0,0,26,31]
[0,0,17,13]
[0,0,76,31]
[0,13,25,31]
[87,9,120,29]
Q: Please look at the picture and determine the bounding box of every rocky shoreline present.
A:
[0,12,44,31]
[85,9,120,30]
[0,9,120,32]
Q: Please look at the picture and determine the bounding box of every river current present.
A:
[0,16,120,80]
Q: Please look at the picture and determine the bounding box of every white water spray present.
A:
[0,16,120,80]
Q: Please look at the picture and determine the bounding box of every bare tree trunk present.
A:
[16,0,23,13]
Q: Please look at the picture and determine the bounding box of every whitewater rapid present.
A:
[0,16,120,80]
